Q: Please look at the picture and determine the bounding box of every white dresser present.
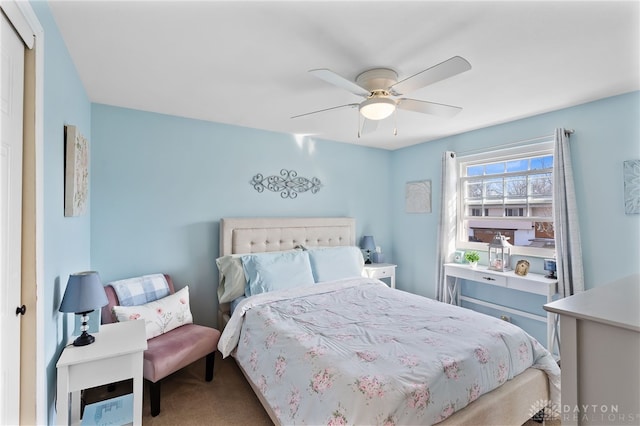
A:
[544,275,640,425]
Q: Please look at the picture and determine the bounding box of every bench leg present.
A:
[205,352,215,382]
[147,379,161,417]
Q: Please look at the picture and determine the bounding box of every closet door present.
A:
[1,9,25,425]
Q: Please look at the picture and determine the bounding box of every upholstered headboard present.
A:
[220,217,356,256]
[217,217,356,327]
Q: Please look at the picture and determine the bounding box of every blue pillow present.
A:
[307,246,364,283]
[241,251,315,296]
[229,296,246,315]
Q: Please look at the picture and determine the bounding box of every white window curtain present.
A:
[435,151,457,302]
[553,128,585,296]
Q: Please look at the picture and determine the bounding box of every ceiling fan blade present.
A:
[309,69,371,97]
[390,56,471,95]
[360,118,379,135]
[397,98,462,118]
[291,103,358,119]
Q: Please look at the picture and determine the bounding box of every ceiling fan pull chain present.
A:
[393,109,398,136]
[357,112,361,138]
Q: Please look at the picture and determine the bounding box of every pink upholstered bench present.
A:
[102,274,220,416]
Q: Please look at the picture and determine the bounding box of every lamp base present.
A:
[72,331,95,346]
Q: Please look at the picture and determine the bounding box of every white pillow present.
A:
[307,246,364,283]
[112,286,193,340]
[216,254,247,303]
[241,250,315,296]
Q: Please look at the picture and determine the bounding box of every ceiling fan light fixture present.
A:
[359,97,396,121]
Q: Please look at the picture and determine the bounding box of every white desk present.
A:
[444,263,558,352]
[56,320,147,426]
[363,263,397,288]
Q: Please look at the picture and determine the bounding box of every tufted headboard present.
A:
[217,217,356,327]
[220,217,356,256]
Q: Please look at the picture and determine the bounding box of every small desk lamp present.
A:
[59,271,108,346]
[361,235,376,264]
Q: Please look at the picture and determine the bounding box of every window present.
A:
[470,208,488,217]
[505,208,524,217]
[457,142,555,256]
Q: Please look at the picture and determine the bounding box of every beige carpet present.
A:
[84,352,272,425]
[84,352,558,426]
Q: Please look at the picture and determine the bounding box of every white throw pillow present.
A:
[112,286,193,339]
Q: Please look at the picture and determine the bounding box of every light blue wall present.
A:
[90,93,639,352]
[391,91,640,299]
[90,104,391,327]
[30,1,92,424]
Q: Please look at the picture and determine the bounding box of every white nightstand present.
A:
[363,263,397,288]
[56,320,147,426]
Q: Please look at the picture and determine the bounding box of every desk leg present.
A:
[553,313,561,354]
[547,292,554,353]
[132,353,144,425]
[548,312,562,358]
[547,291,561,356]
[446,277,460,306]
[56,366,69,426]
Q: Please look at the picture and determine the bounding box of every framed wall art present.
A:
[405,180,432,213]
[64,125,89,217]
[623,159,639,214]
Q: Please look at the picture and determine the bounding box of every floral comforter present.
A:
[218,277,560,425]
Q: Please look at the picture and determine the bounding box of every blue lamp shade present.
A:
[59,271,108,346]
[360,236,376,264]
[361,235,376,251]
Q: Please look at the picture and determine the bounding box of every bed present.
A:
[216,217,560,425]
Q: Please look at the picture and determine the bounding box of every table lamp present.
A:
[361,235,376,264]
[59,271,108,346]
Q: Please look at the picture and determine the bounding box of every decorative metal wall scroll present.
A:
[251,169,322,199]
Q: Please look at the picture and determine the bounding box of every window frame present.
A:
[456,141,556,258]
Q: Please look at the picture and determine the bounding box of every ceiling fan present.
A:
[292,56,472,135]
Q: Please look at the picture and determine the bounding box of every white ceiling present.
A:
[49,1,640,150]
